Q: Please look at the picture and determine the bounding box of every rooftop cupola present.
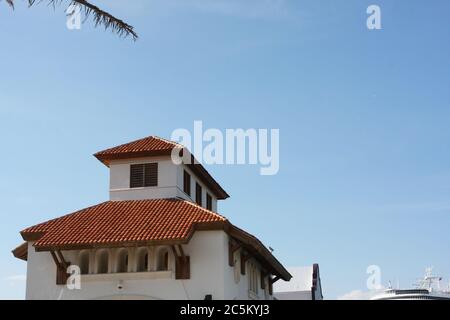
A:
[94,136,229,212]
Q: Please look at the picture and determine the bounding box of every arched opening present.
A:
[79,251,90,275]
[157,248,170,271]
[116,249,129,273]
[96,250,109,274]
[136,248,149,272]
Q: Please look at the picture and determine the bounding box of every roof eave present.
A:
[12,242,28,261]
[228,224,292,281]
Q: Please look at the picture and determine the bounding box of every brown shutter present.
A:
[144,163,158,187]
[206,193,212,210]
[56,265,69,285]
[130,163,158,188]
[184,170,191,196]
[130,164,144,188]
[196,183,202,206]
[175,256,191,280]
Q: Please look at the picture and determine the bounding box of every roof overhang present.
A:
[12,242,28,261]
[17,220,291,281]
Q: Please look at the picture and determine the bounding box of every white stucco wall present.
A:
[26,231,234,300]
[223,246,272,300]
[25,231,272,300]
[108,157,218,212]
[275,291,312,300]
[109,157,179,201]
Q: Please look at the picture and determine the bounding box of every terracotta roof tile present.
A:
[22,199,227,250]
[18,198,292,280]
[94,136,179,159]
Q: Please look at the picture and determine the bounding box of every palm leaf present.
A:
[3,0,138,40]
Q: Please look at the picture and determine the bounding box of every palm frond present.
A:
[3,0,138,40]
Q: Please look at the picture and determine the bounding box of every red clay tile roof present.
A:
[21,199,227,250]
[18,198,291,280]
[94,136,179,162]
[94,136,229,200]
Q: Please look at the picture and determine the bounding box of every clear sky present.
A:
[1,0,449,299]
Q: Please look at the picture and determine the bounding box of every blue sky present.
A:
[1,0,449,299]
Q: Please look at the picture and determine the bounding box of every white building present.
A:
[274,264,323,300]
[12,136,291,300]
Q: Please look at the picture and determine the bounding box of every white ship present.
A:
[372,268,450,300]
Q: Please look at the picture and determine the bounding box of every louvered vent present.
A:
[130,163,158,188]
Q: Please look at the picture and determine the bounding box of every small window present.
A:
[184,170,191,196]
[196,183,202,206]
[130,163,158,188]
[206,193,212,211]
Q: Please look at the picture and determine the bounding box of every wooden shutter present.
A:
[184,170,191,196]
[175,256,191,280]
[144,163,158,187]
[206,193,212,210]
[130,163,158,188]
[130,164,144,188]
[196,183,202,206]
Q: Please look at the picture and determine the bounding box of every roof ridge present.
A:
[152,135,185,149]
[95,135,174,155]
[182,199,228,222]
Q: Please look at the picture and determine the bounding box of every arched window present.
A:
[157,248,170,271]
[96,250,109,274]
[116,249,129,273]
[136,248,149,272]
[79,251,90,275]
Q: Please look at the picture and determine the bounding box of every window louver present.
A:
[196,183,202,206]
[144,163,158,187]
[130,163,158,188]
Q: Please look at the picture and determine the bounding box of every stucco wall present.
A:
[109,157,179,201]
[108,156,218,212]
[223,242,272,300]
[26,231,230,300]
[275,291,312,300]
